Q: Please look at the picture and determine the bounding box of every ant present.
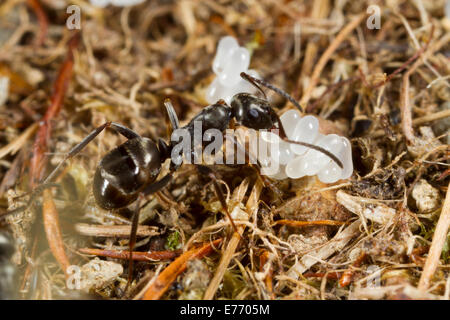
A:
[1,72,342,295]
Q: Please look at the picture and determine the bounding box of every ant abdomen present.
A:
[93,137,162,210]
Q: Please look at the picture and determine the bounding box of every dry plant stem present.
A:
[412,109,450,126]
[141,238,223,300]
[303,272,340,280]
[42,189,71,276]
[287,220,361,279]
[78,248,182,261]
[418,181,450,291]
[75,223,159,237]
[27,0,48,47]
[259,250,274,299]
[299,13,366,107]
[27,33,79,278]
[0,123,38,159]
[294,0,330,100]
[370,23,436,89]
[273,219,346,227]
[339,252,366,287]
[401,75,415,144]
[399,26,435,144]
[29,33,79,185]
[370,109,450,138]
[203,179,262,300]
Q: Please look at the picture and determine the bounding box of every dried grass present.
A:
[0,0,449,300]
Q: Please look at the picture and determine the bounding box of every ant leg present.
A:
[142,173,173,196]
[42,122,139,185]
[122,197,141,297]
[228,133,284,199]
[122,171,174,296]
[5,122,140,218]
[196,165,242,238]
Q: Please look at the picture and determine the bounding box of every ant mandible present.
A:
[2,72,343,294]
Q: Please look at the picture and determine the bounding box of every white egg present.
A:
[268,165,288,180]
[260,158,282,177]
[207,37,354,185]
[302,134,344,176]
[289,115,319,155]
[317,161,343,183]
[212,36,239,75]
[219,47,250,86]
[339,137,353,179]
[260,130,281,144]
[280,109,302,138]
[268,140,295,165]
[205,78,221,104]
[285,155,307,179]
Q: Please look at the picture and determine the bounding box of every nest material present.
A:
[0,0,449,300]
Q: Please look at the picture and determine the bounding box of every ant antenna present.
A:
[240,72,303,113]
[239,72,267,100]
[163,99,180,131]
[268,110,344,169]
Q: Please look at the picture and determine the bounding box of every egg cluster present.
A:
[206,37,353,184]
[206,36,259,105]
[257,109,353,183]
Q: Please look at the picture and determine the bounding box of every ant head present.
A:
[230,93,279,130]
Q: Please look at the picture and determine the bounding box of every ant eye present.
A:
[248,108,260,119]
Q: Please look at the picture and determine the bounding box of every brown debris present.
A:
[0,0,449,300]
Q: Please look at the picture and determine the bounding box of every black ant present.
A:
[1,72,342,295]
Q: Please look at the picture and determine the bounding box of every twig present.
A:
[399,26,435,144]
[418,181,450,291]
[299,13,366,107]
[27,0,48,47]
[370,109,450,138]
[294,0,330,100]
[306,77,357,113]
[0,123,38,160]
[400,73,415,144]
[42,189,71,277]
[79,248,182,261]
[141,238,223,300]
[303,272,341,280]
[259,250,274,299]
[370,37,430,89]
[75,223,159,237]
[203,179,262,300]
[339,252,366,287]
[27,32,79,277]
[273,219,346,227]
[29,33,79,185]
[287,220,361,278]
